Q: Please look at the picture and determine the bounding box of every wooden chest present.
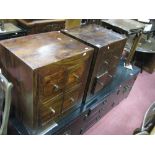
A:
[55,61,140,135]
[0,32,93,131]
[16,19,65,34]
[62,24,127,102]
[8,60,140,135]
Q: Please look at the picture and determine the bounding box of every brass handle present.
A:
[49,107,56,114]
[108,74,113,78]
[104,61,109,65]
[53,84,59,92]
[70,97,75,103]
[73,73,80,80]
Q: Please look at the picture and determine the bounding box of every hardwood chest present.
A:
[8,60,140,135]
[62,24,127,102]
[0,32,93,132]
[54,60,140,135]
[16,19,65,34]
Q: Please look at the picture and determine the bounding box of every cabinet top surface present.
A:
[62,24,126,48]
[101,19,145,34]
[0,32,93,69]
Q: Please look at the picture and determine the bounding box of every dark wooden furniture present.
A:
[8,60,140,135]
[0,23,27,40]
[0,32,93,133]
[81,19,102,25]
[16,19,65,34]
[55,60,140,135]
[62,24,127,103]
[101,19,145,65]
[101,19,144,35]
[132,35,155,73]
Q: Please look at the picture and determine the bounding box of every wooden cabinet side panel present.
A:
[0,45,35,129]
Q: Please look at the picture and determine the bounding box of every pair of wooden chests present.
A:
[0,24,127,131]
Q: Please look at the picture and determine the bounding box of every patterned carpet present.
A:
[85,71,155,135]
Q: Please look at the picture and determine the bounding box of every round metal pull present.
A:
[49,107,56,114]
[53,84,59,92]
[84,114,88,120]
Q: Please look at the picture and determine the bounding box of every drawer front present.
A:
[62,85,82,113]
[39,95,63,127]
[109,54,121,69]
[26,21,65,34]
[66,63,85,87]
[97,53,110,76]
[38,66,66,101]
[56,115,86,135]
[107,41,124,56]
[97,41,124,75]
[84,116,100,131]
[116,78,136,102]
[107,42,124,69]
[92,69,115,94]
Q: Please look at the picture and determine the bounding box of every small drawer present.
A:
[66,63,85,87]
[38,70,65,101]
[92,69,115,94]
[62,85,81,113]
[97,54,111,76]
[84,116,99,131]
[110,54,121,69]
[39,95,63,126]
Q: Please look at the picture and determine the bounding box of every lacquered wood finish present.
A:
[101,19,145,35]
[62,24,127,102]
[8,60,140,135]
[56,68,139,135]
[129,35,155,73]
[0,32,93,131]
[16,19,65,34]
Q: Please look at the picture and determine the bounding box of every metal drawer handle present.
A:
[73,73,80,80]
[104,61,109,65]
[53,84,59,92]
[108,74,113,78]
[70,97,75,103]
[49,107,56,114]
